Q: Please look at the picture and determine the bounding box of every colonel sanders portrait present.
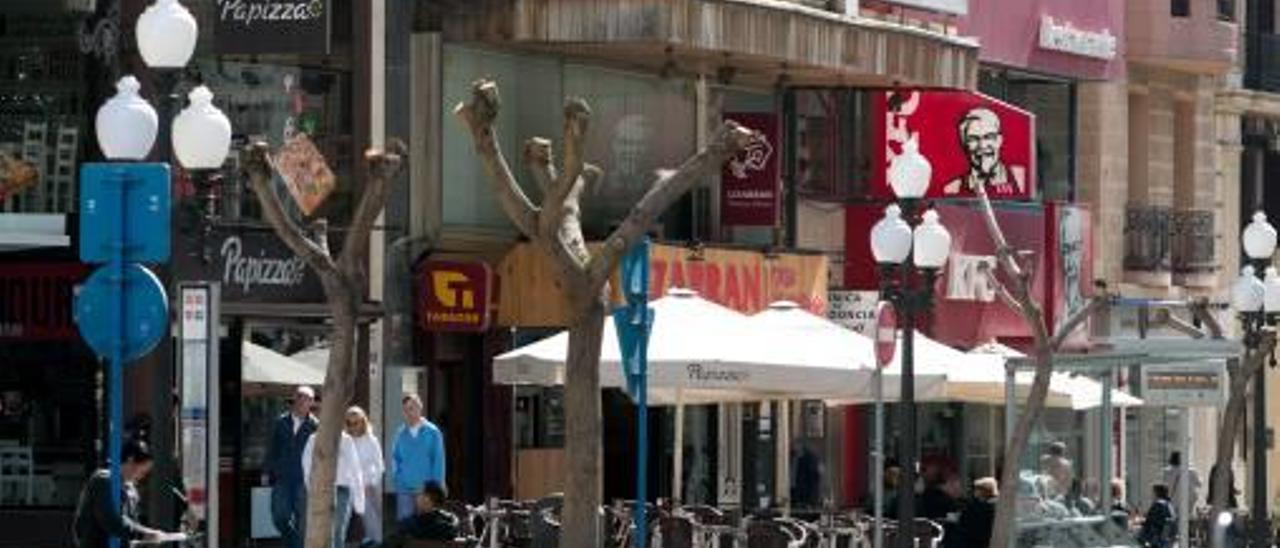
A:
[943,107,1027,197]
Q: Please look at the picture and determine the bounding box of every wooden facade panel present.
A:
[447,0,977,89]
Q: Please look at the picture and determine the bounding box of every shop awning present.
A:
[0,214,69,253]
[443,0,978,89]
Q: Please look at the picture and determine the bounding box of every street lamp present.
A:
[870,140,951,548]
[1235,210,1280,548]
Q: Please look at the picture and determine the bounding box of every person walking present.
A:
[265,385,318,548]
[72,439,172,547]
[346,406,385,547]
[392,394,446,520]
[303,427,366,548]
[1138,483,1177,548]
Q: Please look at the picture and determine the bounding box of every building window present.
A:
[1172,0,1190,17]
[1218,0,1236,21]
[790,88,875,202]
[978,70,1077,202]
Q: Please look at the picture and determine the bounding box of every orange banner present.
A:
[495,242,828,327]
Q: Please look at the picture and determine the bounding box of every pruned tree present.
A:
[1209,326,1271,522]
[455,79,754,546]
[970,187,1107,548]
[242,139,406,548]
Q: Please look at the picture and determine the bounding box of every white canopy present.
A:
[493,290,870,405]
[967,342,1143,410]
[242,341,325,386]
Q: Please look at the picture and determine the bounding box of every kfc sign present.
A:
[419,261,494,332]
[873,90,1036,200]
[721,112,779,226]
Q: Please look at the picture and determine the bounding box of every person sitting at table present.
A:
[1137,483,1177,548]
[863,458,901,517]
[947,477,997,548]
[381,481,459,547]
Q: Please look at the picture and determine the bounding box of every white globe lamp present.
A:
[136,0,198,69]
[1265,267,1280,314]
[172,86,232,170]
[1243,211,1278,261]
[1234,265,1266,313]
[887,135,932,199]
[912,209,952,269]
[96,76,158,160]
[870,204,913,265]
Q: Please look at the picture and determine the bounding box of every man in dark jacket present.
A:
[266,385,318,548]
[383,481,459,547]
[73,439,165,547]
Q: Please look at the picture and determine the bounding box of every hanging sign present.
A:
[827,290,879,335]
[721,112,779,226]
[419,261,494,332]
[214,0,331,55]
[275,133,336,216]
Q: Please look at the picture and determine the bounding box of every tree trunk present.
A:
[990,347,1055,548]
[1211,371,1248,519]
[305,288,360,548]
[560,286,609,548]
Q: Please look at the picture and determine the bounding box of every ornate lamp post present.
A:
[869,139,951,548]
[1235,211,1280,548]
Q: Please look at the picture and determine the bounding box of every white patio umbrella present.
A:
[493,289,872,502]
[967,341,1143,410]
[242,341,325,386]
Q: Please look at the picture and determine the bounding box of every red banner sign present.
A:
[872,90,1036,200]
[419,261,494,332]
[0,262,89,341]
[721,112,780,226]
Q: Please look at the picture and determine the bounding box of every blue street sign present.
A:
[74,263,169,362]
[611,238,652,548]
[80,162,171,264]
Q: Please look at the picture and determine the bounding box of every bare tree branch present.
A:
[525,138,557,199]
[980,262,1025,317]
[340,140,406,274]
[549,98,590,213]
[242,141,339,276]
[1163,312,1208,340]
[1049,294,1107,350]
[1191,298,1225,339]
[455,79,540,239]
[525,139,590,274]
[586,121,755,285]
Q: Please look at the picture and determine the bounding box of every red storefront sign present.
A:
[845,202,1091,348]
[872,90,1036,201]
[721,112,780,226]
[0,262,89,341]
[418,261,494,332]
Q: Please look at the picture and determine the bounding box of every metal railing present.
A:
[1124,204,1172,274]
[1171,209,1216,278]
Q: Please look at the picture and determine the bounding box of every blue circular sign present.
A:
[75,263,169,363]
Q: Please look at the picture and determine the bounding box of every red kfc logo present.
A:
[873,90,1036,200]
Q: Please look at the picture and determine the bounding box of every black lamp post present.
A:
[1234,210,1279,548]
[869,139,951,548]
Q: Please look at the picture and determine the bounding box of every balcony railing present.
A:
[1246,32,1280,93]
[1171,209,1216,283]
[1124,205,1171,274]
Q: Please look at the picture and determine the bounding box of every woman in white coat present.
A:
[345,406,385,546]
[302,428,365,548]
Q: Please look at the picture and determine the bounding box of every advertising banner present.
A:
[872,90,1036,201]
[721,112,780,226]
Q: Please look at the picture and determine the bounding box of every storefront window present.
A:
[979,69,1077,203]
[442,47,699,239]
[791,88,875,202]
[441,47,561,231]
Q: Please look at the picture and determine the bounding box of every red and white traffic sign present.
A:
[874,302,896,368]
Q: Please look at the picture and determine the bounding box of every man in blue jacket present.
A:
[392,393,446,519]
[265,385,317,548]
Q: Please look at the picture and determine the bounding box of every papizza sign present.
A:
[419,261,494,332]
[872,90,1036,200]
